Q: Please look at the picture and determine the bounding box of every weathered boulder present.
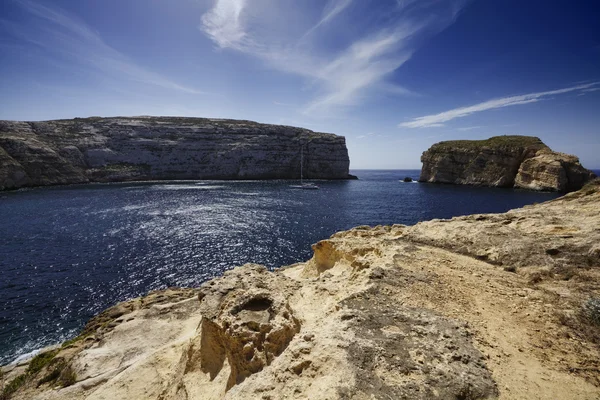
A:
[514,150,596,192]
[419,135,595,192]
[0,117,352,190]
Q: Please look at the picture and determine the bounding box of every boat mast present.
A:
[300,145,303,184]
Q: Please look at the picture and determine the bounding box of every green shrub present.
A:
[26,350,58,375]
[37,367,61,387]
[0,374,26,400]
[59,366,76,387]
[61,332,90,349]
[430,136,548,152]
[1,349,66,398]
[582,297,600,326]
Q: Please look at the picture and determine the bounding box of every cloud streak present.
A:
[9,0,201,94]
[200,0,467,114]
[456,125,484,131]
[400,82,600,128]
[300,0,353,40]
[201,0,247,50]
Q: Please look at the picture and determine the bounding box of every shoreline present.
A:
[2,180,599,399]
[0,176,565,368]
[0,175,360,193]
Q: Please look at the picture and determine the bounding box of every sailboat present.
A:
[290,146,319,190]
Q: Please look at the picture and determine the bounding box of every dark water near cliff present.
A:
[0,170,572,364]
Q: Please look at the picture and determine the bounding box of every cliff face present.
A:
[419,135,595,192]
[3,181,600,400]
[0,117,352,190]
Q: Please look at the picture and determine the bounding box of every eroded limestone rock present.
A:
[419,135,595,192]
[194,264,301,391]
[0,117,352,190]
[514,150,596,192]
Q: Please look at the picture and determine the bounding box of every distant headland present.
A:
[0,116,354,191]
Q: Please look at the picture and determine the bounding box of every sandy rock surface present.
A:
[3,182,600,399]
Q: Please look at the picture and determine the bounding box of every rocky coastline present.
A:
[2,179,599,399]
[419,135,596,192]
[0,117,354,191]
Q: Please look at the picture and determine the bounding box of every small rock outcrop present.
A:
[194,265,301,393]
[0,117,353,190]
[419,135,595,192]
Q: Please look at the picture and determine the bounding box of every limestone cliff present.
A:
[0,117,352,190]
[419,135,595,192]
[3,180,600,400]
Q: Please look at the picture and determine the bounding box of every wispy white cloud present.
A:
[201,0,247,49]
[319,0,353,26]
[273,101,295,107]
[400,82,600,128]
[356,132,375,139]
[200,0,468,115]
[582,87,600,94]
[10,0,201,94]
[456,125,484,131]
[355,131,387,140]
[300,0,353,40]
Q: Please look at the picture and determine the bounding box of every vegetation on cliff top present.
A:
[50,116,334,136]
[0,348,78,399]
[428,135,549,152]
[2,116,341,143]
[1,350,58,399]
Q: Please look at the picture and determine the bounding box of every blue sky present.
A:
[1,0,599,169]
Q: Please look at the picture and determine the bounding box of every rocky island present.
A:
[419,135,596,192]
[0,117,353,190]
[3,179,599,399]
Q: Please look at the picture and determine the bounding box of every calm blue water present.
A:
[0,170,569,364]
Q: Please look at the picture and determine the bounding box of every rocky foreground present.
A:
[0,117,352,190]
[3,181,600,399]
[419,135,596,192]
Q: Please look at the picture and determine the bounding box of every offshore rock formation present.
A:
[0,117,352,190]
[419,135,595,192]
[3,181,600,399]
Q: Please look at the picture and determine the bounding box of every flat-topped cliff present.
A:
[0,117,352,190]
[419,135,595,192]
[3,180,600,399]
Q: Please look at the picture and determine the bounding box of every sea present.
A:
[1,169,593,365]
